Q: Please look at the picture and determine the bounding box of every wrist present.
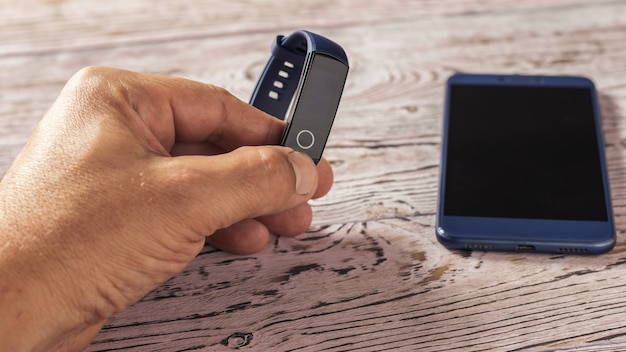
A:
[0,202,107,351]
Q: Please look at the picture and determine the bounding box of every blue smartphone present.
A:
[436,73,615,254]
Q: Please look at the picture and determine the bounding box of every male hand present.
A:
[0,67,333,351]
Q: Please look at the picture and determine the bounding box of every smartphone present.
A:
[436,73,615,254]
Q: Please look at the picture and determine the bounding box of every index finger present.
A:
[169,82,285,149]
[75,67,286,152]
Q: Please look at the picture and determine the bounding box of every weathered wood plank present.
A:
[85,218,626,351]
[0,0,599,56]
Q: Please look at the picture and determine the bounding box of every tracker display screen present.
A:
[282,54,348,161]
[443,84,608,221]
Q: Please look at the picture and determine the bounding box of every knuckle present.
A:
[209,84,231,98]
[74,66,111,80]
[68,66,132,101]
[70,66,114,92]
[204,85,232,123]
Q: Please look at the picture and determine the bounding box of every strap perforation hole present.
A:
[273,81,284,89]
[278,70,289,79]
[283,61,295,69]
[268,91,280,100]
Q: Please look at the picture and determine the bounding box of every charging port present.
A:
[516,245,536,252]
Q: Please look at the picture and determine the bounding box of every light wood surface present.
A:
[3,1,626,351]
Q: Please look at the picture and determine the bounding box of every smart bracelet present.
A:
[250,30,349,164]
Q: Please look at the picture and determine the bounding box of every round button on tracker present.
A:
[296,129,315,150]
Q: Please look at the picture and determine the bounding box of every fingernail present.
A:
[287,151,317,195]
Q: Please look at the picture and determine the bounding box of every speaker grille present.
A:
[464,244,494,250]
[558,247,588,254]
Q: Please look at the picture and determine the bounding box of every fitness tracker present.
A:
[250,30,349,164]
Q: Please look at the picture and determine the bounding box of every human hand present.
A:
[0,67,333,351]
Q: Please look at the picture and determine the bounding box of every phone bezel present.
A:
[436,73,615,254]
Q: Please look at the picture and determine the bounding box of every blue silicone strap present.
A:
[249,30,348,120]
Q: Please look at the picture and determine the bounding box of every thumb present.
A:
[158,145,319,237]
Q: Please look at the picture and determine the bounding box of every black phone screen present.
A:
[443,84,608,222]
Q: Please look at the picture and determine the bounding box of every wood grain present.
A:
[2,0,626,351]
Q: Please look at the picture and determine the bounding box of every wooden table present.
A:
[2,1,626,350]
